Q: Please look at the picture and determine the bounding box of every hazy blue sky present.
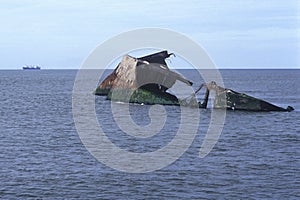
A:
[0,0,299,69]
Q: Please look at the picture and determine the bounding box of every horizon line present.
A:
[1,67,299,70]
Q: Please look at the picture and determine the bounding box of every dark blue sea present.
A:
[0,69,299,199]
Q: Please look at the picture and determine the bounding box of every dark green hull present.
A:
[214,89,294,112]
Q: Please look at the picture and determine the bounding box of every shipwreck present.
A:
[94,51,294,112]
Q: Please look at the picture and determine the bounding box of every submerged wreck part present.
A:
[95,51,192,105]
[199,81,294,112]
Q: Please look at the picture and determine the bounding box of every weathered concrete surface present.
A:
[95,51,191,105]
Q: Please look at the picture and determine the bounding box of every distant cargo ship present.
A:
[22,65,41,70]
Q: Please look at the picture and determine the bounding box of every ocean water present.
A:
[0,69,299,199]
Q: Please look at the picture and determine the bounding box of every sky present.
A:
[0,0,299,69]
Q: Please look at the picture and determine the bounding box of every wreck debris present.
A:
[196,81,294,112]
[95,51,294,112]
